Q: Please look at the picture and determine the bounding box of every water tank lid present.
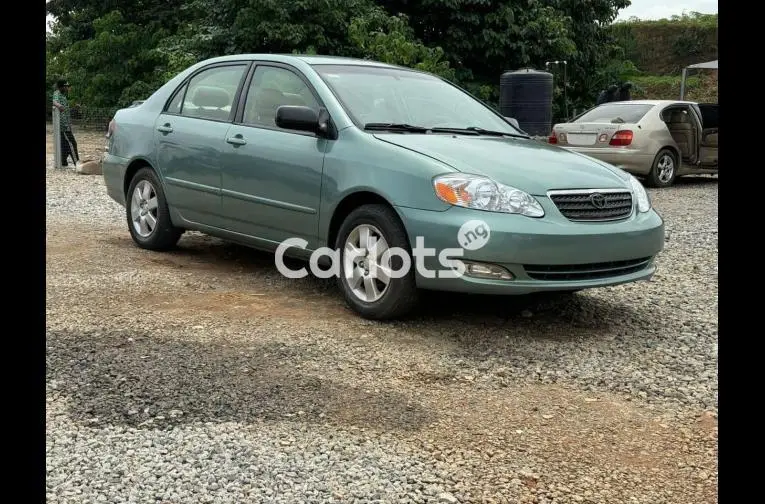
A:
[503,68,551,75]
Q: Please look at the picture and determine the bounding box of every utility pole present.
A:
[545,60,568,120]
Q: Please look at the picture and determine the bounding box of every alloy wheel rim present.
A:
[343,224,392,303]
[130,180,159,238]
[657,154,675,183]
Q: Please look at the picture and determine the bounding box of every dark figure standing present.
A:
[596,87,610,105]
[605,84,620,103]
[618,81,633,102]
[52,79,80,169]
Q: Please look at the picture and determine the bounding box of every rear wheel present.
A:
[126,167,182,251]
[335,204,419,320]
[646,149,677,188]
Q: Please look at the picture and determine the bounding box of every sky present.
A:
[616,0,718,21]
[46,0,718,32]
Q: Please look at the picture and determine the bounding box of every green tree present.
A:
[376,0,630,112]
[175,0,377,58]
[46,0,633,115]
[46,0,195,107]
[159,0,455,80]
[347,6,455,80]
[49,11,169,107]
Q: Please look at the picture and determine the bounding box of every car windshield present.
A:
[574,103,654,124]
[313,64,521,133]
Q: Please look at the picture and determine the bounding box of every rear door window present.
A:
[181,65,248,122]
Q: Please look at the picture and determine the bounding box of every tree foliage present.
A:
[347,7,456,80]
[46,0,639,116]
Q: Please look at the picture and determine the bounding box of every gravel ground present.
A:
[46,137,718,504]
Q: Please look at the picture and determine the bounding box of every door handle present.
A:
[226,135,247,146]
[157,124,173,133]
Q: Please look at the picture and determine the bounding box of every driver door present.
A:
[219,63,329,249]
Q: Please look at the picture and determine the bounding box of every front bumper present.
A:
[396,202,665,295]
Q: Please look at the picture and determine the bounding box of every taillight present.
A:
[105,119,116,152]
[609,130,633,146]
[548,133,557,144]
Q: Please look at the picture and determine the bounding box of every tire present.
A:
[646,148,678,188]
[125,167,182,251]
[335,204,419,320]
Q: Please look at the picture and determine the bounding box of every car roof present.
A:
[197,53,405,69]
[597,99,697,107]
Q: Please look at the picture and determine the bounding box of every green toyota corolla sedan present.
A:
[103,54,665,320]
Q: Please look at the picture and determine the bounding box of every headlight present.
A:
[433,174,545,217]
[628,175,651,213]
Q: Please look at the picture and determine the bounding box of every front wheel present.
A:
[126,167,182,251]
[335,204,420,320]
[646,149,678,188]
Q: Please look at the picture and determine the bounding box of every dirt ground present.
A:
[45,131,718,503]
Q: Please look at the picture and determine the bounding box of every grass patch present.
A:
[629,73,717,103]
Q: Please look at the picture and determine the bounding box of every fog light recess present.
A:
[462,261,514,280]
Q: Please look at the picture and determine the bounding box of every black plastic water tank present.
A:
[499,69,554,137]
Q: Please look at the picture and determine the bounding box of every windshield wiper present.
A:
[430,126,530,139]
[464,126,530,138]
[363,123,530,139]
[363,122,429,133]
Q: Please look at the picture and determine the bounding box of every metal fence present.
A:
[46,105,116,130]
[49,106,114,170]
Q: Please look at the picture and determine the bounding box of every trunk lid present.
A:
[551,122,638,148]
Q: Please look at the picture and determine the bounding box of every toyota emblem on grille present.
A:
[589,193,607,209]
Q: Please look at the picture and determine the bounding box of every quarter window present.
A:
[166,83,187,114]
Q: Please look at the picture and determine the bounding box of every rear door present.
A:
[155,62,250,228]
[695,103,719,166]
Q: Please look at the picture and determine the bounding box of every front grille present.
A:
[549,190,633,221]
[524,257,652,281]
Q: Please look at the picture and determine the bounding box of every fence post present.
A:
[52,107,62,170]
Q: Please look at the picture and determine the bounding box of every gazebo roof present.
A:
[686,59,718,70]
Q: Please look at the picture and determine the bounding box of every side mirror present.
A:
[276,105,333,137]
[504,116,521,129]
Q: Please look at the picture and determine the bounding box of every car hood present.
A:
[373,133,630,195]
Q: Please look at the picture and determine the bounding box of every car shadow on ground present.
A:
[415,288,645,330]
[47,330,435,432]
[667,175,718,186]
[147,235,655,335]
[102,231,655,339]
